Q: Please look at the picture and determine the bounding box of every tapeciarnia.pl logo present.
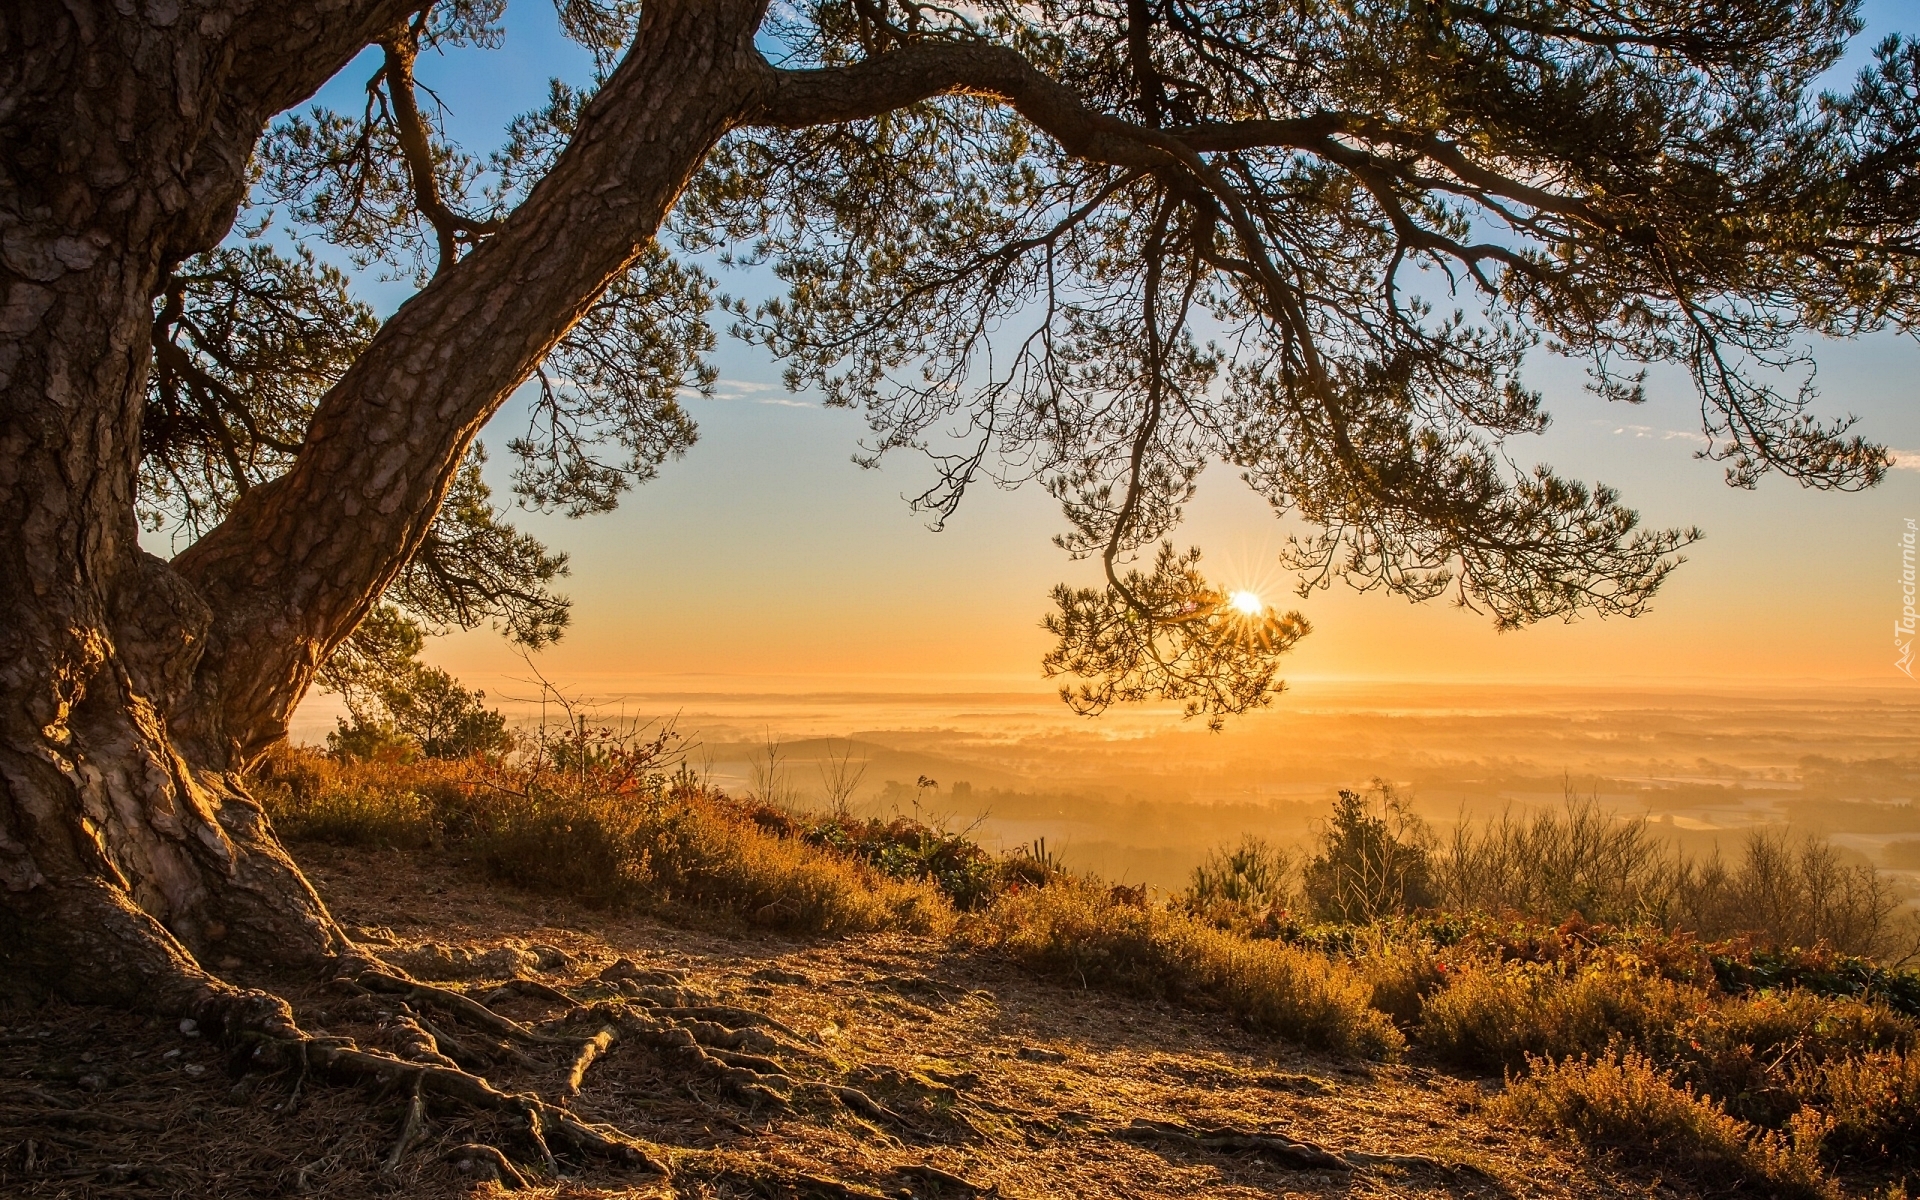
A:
[1899,517,1917,678]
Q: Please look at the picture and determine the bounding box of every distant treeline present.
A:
[1187,787,1919,963]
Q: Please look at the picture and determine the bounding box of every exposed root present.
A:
[382,1071,428,1171]
[566,1025,615,1095]
[685,1163,893,1199]
[280,1036,671,1172]
[892,1163,995,1196]
[448,1141,531,1189]
[486,976,578,1006]
[37,939,989,1194]
[598,957,689,987]
[406,1010,494,1072]
[598,1003,793,1109]
[383,1012,460,1069]
[807,1082,901,1124]
[1105,1118,1355,1170]
[1105,1117,1485,1177]
[360,969,574,1045]
[659,1004,810,1041]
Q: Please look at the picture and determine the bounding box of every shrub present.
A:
[1351,930,1445,1027]
[1676,828,1914,960]
[1712,945,1920,1017]
[971,878,1403,1060]
[324,716,420,764]
[1491,1050,1835,1198]
[256,750,469,848]
[1670,991,1917,1128]
[1436,793,1678,926]
[1186,835,1294,916]
[1690,989,1913,1067]
[1419,955,1707,1071]
[260,745,947,937]
[381,665,511,759]
[802,814,1006,910]
[1806,1051,1920,1163]
[320,610,512,762]
[1301,783,1436,923]
[1432,794,1918,960]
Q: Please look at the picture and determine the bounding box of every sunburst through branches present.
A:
[1044,544,1311,731]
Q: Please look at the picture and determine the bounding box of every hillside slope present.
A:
[5,843,1678,1200]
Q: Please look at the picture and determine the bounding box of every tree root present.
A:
[1104,1117,1485,1177]
[1107,1117,1351,1170]
[360,969,574,1045]
[77,948,987,1192]
[448,1142,530,1189]
[684,1164,893,1199]
[891,1163,995,1196]
[565,1025,615,1095]
[383,1072,428,1172]
[274,1036,670,1172]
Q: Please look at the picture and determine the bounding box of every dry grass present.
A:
[258,747,947,937]
[468,784,951,935]
[969,877,1405,1060]
[259,751,464,849]
[1437,795,1918,960]
[1491,1050,1836,1198]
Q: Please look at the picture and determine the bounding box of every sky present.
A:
[278,2,1920,734]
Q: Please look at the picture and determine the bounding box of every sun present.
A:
[1227,590,1264,616]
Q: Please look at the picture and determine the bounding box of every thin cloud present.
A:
[1890,449,1920,471]
[695,379,816,407]
[1605,421,1708,446]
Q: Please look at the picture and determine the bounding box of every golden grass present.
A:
[469,785,950,936]
[259,751,461,849]
[258,747,947,937]
[1491,1050,1836,1198]
[1349,930,1444,1027]
[968,878,1405,1060]
[1691,989,1913,1065]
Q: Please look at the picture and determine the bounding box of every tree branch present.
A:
[173,0,772,764]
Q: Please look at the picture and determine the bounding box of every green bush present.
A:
[1301,784,1436,923]
[800,813,1007,909]
[1186,834,1294,915]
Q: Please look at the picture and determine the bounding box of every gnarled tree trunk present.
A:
[0,0,768,1011]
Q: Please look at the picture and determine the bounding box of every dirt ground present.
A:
[1,845,1680,1199]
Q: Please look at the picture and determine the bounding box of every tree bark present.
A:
[0,0,766,1006]
[173,0,771,765]
[3,0,1051,1009]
